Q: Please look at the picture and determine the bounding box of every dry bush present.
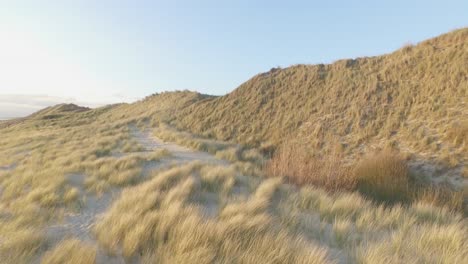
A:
[354,150,411,203]
[265,142,356,192]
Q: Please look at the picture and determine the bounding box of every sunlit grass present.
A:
[0,30,467,263]
[41,239,96,264]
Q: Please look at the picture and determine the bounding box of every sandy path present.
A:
[36,126,226,264]
[129,126,228,166]
[42,174,125,264]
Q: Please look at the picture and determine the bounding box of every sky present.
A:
[0,0,467,118]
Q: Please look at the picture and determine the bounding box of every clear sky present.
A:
[0,0,466,118]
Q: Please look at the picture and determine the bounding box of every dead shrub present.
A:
[354,150,410,203]
[265,142,356,192]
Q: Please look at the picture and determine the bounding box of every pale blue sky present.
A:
[0,0,466,117]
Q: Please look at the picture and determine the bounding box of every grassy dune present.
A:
[113,28,467,184]
[174,29,467,165]
[0,106,170,263]
[0,29,467,263]
[1,101,466,263]
[93,160,468,263]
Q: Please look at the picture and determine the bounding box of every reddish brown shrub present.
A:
[265,143,356,192]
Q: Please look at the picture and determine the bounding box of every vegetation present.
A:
[41,239,96,264]
[93,163,331,263]
[354,150,411,203]
[0,29,466,263]
[266,144,466,213]
[265,142,355,191]
[0,105,171,263]
[169,29,467,175]
[93,161,468,263]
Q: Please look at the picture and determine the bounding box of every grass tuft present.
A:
[354,150,410,203]
[41,239,96,264]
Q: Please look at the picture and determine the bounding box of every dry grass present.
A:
[356,222,468,263]
[266,144,466,212]
[41,239,96,264]
[83,149,170,193]
[0,28,466,263]
[90,156,468,263]
[278,184,467,263]
[416,186,465,214]
[93,163,332,263]
[0,106,172,262]
[446,121,468,147]
[153,122,266,166]
[266,142,356,192]
[1,107,466,263]
[168,29,467,170]
[0,225,43,264]
[332,218,353,248]
[354,150,411,203]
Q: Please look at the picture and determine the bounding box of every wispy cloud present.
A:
[0,94,111,119]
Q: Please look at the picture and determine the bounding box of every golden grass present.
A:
[278,184,467,263]
[332,218,353,248]
[446,121,468,147]
[356,222,468,263]
[153,122,266,167]
[0,29,466,262]
[89,157,468,263]
[93,163,332,263]
[168,29,467,171]
[63,187,80,204]
[122,139,145,153]
[0,226,43,264]
[41,239,96,264]
[1,108,467,263]
[0,107,172,262]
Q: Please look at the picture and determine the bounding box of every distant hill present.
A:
[0,104,91,129]
[30,103,90,119]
